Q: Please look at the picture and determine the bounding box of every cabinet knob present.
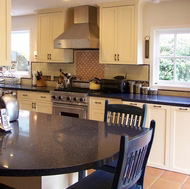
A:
[153,105,161,108]
[95,102,101,104]
[179,108,188,111]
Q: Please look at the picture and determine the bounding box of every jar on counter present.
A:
[134,83,142,94]
[149,88,158,95]
[142,86,150,95]
[128,81,135,93]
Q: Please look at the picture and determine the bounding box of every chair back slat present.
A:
[104,100,147,128]
[111,120,156,189]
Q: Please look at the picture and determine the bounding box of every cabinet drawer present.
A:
[36,93,51,102]
[18,91,34,100]
[91,98,105,109]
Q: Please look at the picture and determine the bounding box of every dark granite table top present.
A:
[0,84,56,93]
[0,111,149,176]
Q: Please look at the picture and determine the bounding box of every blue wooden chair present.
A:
[68,120,155,189]
[104,100,147,127]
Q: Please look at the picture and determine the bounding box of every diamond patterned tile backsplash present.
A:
[76,50,104,81]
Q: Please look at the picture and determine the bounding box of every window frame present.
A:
[150,26,190,91]
[5,29,32,78]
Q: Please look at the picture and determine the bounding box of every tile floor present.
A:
[88,166,190,189]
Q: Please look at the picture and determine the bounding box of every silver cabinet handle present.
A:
[117,54,119,61]
[114,54,117,61]
[179,108,188,111]
[153,105,161,108]
[50,54,51,60]
[23,94,28,97]
[47,54,49,60]
[41,96,46,99]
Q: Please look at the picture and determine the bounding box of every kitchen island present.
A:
[0,110,149,189]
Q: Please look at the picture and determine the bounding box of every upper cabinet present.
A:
[99,0,144,64]
[0,0,11,66]
[37,9,73,62]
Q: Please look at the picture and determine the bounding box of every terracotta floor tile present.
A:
[87,169,96,175]
[150,178,182,189]
[160,170,188,183]
[185,177,190,185]
[181,184,190,189]
[146,166,164,177]
[144,175,158,189]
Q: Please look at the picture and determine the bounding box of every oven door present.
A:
[52,103,88,119]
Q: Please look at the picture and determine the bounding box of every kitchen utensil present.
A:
[0,94,19,122]
[142,86,150,95]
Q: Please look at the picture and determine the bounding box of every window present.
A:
[152,28,190,89]
[5,30,30,77]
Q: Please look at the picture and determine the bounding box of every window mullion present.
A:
[174,33,177,82]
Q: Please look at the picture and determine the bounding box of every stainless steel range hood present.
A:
[54,6,99,49]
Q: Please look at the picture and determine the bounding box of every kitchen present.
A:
[0,0,190,188]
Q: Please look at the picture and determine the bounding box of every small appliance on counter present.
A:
[0,109,11,132]
[0,94,19,122]
[101,76,129,93]
[89,78,101,90]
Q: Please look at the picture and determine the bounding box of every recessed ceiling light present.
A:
[11,12,15,15]
[152,0,160,3]
[63,0,70,1]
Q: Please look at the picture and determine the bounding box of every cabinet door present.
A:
[19,100,34,112]
[0,0,11,66]
[36,103,52,114]
[37,14,50,61]
[117,6,135,63]
[170,107,190,174]
[49,12,64,61]
[147,104,170,169]
[100,7,117,63]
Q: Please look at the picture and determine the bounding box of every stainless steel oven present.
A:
[50,90,88,119]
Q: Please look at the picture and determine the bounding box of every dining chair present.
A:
[100,100,148,173]
[68,120,155,189]
[104,100,147,127]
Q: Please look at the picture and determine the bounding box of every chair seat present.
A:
[67,170,142,189]
[0,183,15,189]
[68,170,114,189]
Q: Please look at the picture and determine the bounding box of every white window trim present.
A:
[150,25,190,91]
[9,27,32,78]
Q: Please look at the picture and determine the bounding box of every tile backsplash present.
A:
[29,50,149,83]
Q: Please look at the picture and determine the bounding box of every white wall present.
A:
[12,14,37,62]
[143,0,190,63]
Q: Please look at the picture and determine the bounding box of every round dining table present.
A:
[0,110,149,188]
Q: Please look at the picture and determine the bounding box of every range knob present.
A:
[80,98,85,102]
[52,95,56,100]
[66,96,71,101]
[73,97,78,101]
[58,96,63,100]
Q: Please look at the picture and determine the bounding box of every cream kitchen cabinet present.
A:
[18,91,52,114]
[99,0,143,64]
[37,10,73,62]
[0,0,11,66]
[89,97,122,121]
[170,106,190,174]
[147,104,171,170]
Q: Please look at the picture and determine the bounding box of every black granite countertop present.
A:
[0,84,190,107]
[89,92,190,107]
[0,84,56,93]
[0,111,149,176]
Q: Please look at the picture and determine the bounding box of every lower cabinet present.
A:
[170,106,190,174]
[89,97,122,121]
[147,104,171,170]
[18,91,52,114]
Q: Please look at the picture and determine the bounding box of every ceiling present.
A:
[11,0,178,16]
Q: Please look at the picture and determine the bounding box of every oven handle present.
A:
[52,104,88,111]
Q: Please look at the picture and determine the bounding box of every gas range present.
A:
[50,88,89,106]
